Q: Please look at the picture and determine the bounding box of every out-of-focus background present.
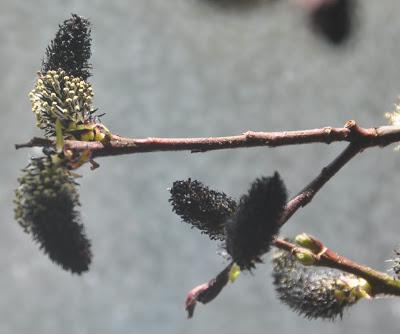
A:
[2,0,400,333]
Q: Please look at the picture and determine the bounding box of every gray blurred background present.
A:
[1,0,400,333]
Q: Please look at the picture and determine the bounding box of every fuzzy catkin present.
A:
[225,172,287,270]
[42,14,92,79]
[14,156,92,274]
[169,179,237,241]
[272,250,367,320]
[29,69,96,137]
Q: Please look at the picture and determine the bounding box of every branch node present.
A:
[345,120,362,139]
[344,119,357,129]
[243,130,254,138]
[323,127,332,134]
[15,123,400,157]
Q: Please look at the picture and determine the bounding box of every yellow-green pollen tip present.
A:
[229,263,241,283]
[334,276,372,302]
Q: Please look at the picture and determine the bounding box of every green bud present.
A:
[294,233,323,254]
[293,248,317,266]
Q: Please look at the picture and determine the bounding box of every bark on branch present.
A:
[15,122,400,158]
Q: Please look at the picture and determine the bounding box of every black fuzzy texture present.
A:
[225,172,287,270]
[272,250,359,320]
[14,157,92,274]
[310,0,356,45]
[169,179,237,241]
[30,189,92,274]
[42,14,92,79]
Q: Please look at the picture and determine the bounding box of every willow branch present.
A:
[15,122,400,158]
[272,121,379,228]
[278,142,361,225]
[16,122,396,233]
[273,237,400,297]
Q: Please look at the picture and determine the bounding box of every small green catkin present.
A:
[272,250,371,320]
[14,155,92,274]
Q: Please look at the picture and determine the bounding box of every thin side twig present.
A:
[278,142,361,225]
[274,121,374,227]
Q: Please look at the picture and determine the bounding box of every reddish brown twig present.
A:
[15,122,400,158]
[185,262,233,318]
[279,142,361,226]
[268,121,378,227]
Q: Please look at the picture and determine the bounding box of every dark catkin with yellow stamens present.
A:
[225,172,287,270]
[14,155,92,274]
[29,69,95,136]
[169,179,237,241]
[42,14,92,80]
[272,250,370,320]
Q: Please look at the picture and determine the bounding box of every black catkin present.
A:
[42,14,92,79]
[225,172,287,270]
[14,156,92,274]
[169,179,237,241]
